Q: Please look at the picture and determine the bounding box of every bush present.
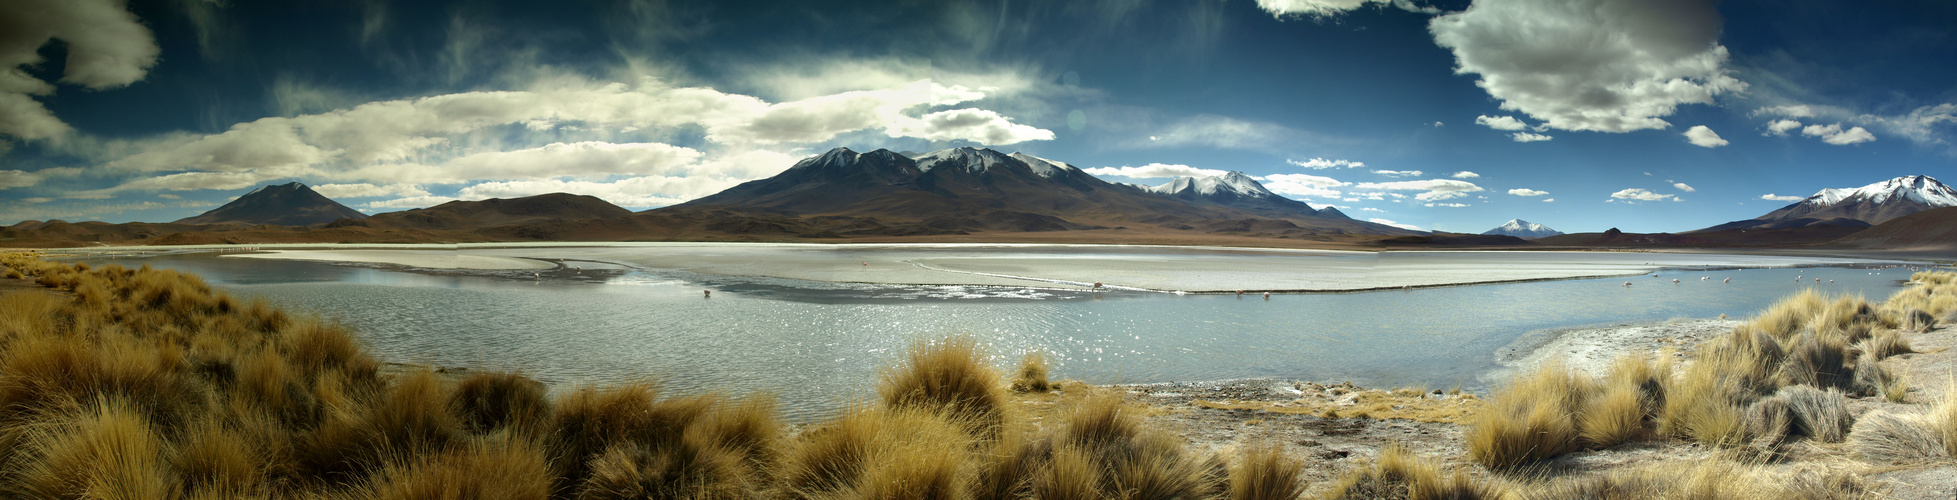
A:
[1010,352,1052,394]
[880,338,1009,438]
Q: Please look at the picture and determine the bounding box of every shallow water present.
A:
[80,251,1925,420]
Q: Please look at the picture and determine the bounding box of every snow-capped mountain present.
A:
[1803,175,1957,208]
[674,147,1406,234]
[1481,219,1563,239]
[1148,172,1276,198]
[1699,175,1957,232]
[1144,172,1349,219]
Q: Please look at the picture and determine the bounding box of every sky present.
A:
[1,0,1954,234]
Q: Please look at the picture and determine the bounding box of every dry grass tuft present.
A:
[450,371,550,434]
[365,438,554,500]
[1228,444,1303,500]
[1009,351,1052,394]
[880,337,1010,437]
[13,397,176,500]
[1467,360,1593,469]
[1327,444,1502,499]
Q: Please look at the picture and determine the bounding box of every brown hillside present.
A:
[1829,206,1957,251]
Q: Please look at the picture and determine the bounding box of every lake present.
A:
[74,246,1927,420]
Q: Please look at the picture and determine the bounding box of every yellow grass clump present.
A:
[1326,444,1504,499]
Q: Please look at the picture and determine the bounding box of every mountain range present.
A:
[3,152,1950,252]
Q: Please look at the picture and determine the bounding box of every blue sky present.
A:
[1,0,1953,233]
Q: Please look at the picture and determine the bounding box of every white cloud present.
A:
[1287,157,1365,169]
[1354,179,1484,201]
[1872,103,1956,145]
[1682,125,1727,148]
[1256,0,1440,18]
[339,141,705,184]
[103,77,1038,175]
[1259,173,1350,198]
[1474,115,1528,131]
[1752,102,1949,147]
[1764,119,1803,136]
[1507,188,1549,197]
[1429,0,1745,133]
[1609,188,1676,202]
[1759,194,1804,202]
[86,76,1037,198]
[1425,202,1470,207]
[1672,182,1695,192]
[311,183,431,199]
[1800,123,1876,145]
[1368,218,1424,231]
[1450,171,1479,179]
[1139,115,1332,154]
[0,0,161,140]
[1753,105,1815,118]
[0,167,80,189]
[1432,121,1444,127]
[892,108,1054,145]
[1510,132,1553,142]
[1542,198,1554,202]
[1373,169,1423,177]
[1083,163,1229,179]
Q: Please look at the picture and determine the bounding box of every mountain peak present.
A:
[175,182,366,226]
[1148,171,1275,199]
[914,147,1016,173]
[1805,175,1956,207]
[1482,219,1563,238]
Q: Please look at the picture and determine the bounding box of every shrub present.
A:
[880,338,1009,438]
[366,438,554,500]
[1228,444,1303,500]
[1467,360,1591,469]
[450,371,550,434]
[1327,444,1502,500]
[1010,352,1052,394]
[12,397,175,500]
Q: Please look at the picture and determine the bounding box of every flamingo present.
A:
[1673,279,1680,284]
[703,290,711,298]
[1263,292,1271,299]
[1624,281,1633,287]
[1724,277,1731,283]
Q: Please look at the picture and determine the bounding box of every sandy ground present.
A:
[182,243,1924,293]
[1491,318,1742,379]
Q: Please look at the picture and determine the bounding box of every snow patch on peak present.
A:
[914,147,1014,173]
[1147,171,1275,198]
[1008,153,1078,178]
[1483,219,1563,238]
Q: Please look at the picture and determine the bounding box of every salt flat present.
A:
[201,243,1917,292]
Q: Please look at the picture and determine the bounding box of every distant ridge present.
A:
[355,193,631,231]
[174,182,366,226]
